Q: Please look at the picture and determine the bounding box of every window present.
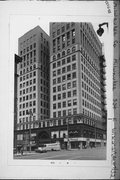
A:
[58,111,61,117]
[57,53,60,59]
[62,84,66,90]
[57,29,60,35]
[57,37,60,45]
[58,103,61,108]
[62,59,65,65]
[67,48,70,54]
[53,55,56,61]
[53,39,56,47]
[67,82,71,89]
[62,92,66,99]
[33,78,36,84]
[68,100,71,107]
[33,86,36,91]
[62,51,65,57]
[53,63,56,69]
[58,94,61,100]
[73,90,77,96]
[57,69,61,75]
[33,71,36,76]
[67,74,71,80]
[72,54,76,61]
[62,35,65,42]
[67,57,71,63]
[67,32,70,39]
[62,26,65,32]
[63,101,66,108]
[67,65,71,72]
[66,23,70,30]
[53,79,56,85]
[53,112,56,118]
[33,101,36,106]
[72,46,76,52]
[57,85,61,92]
[72,63,76,70]
[62,67,66,73]
[68,109,71,115]
[73,108,77,115]
[57,77,61,83]
[62,75,66,82]
[52,32,55,38]
[72,72,76,79]
[68,91,71,97]
[72,29,75,37]
[63,110,66,116]
[30,80,32,85]
[53,104,56,109]
[53,87,56,93]
[53,71,56,77]
[33,93,36,98]
[73,99,77,105]
[53,95,56,101]
[57,61,61,67]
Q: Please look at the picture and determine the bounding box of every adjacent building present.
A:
[16,26,50,148]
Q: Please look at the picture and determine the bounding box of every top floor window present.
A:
[72,29,75,37]
[62,35,65,42]
[57,29,60,35]
[62,26,65,33]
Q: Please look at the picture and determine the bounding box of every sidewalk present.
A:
[14,151,36,157]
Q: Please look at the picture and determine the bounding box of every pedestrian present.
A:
[21,146,24,156]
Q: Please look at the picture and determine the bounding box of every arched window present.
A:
[67,49,70,54]
[30,66,32,71]
[72,46,76,52]
[62,51,65,57]
[53,55,56,61]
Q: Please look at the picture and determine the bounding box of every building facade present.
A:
[49,22,107,148]
[14,23,107,151]
[16,26,50,148]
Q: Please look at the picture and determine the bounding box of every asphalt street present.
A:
[14,146,106,160]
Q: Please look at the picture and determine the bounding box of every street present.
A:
[14,146,106,160]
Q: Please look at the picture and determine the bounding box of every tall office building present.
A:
[50,22,107,132]
[17,26,50,133]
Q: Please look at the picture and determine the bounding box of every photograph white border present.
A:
[0,1,114,179]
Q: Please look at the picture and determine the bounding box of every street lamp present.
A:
[97,22,108,36]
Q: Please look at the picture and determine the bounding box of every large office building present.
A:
[16,26,50,145]
[49,22,107,147]
[14,23,107,151]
